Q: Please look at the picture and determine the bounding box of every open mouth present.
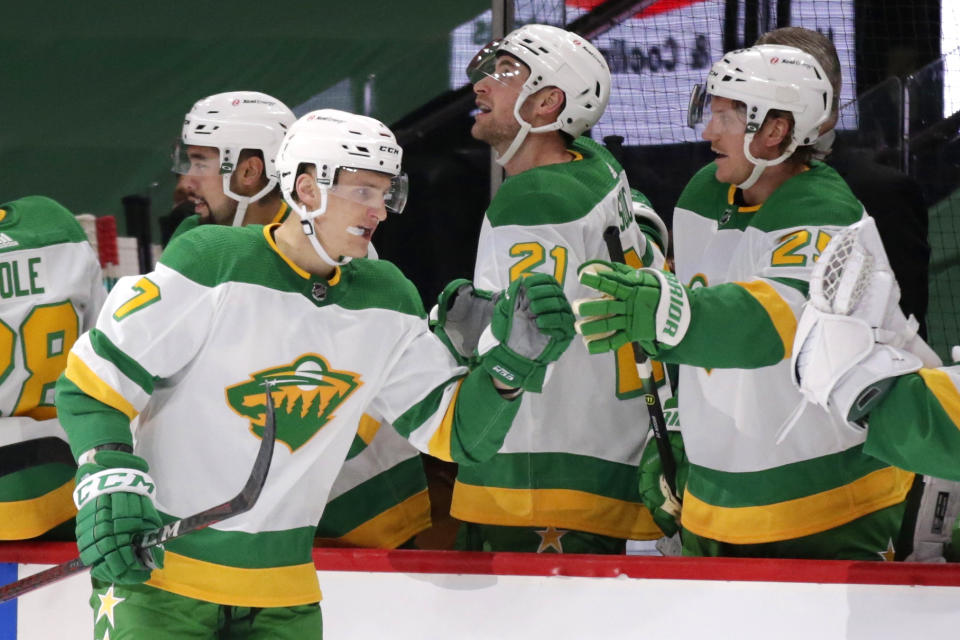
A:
[347,225,375,239]
[475,103,492,117]
[189,196,209,216]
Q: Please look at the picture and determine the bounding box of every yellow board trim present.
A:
[146,551,322,607]
[355,413,382,446]
[682,466,914,544]
[0,480,76,540]
[919,368,960,429]
[734,280,797,359]
[427,379,463,462]
[451,482,663,540]
[317,489,432,549]
[64,352,138,420]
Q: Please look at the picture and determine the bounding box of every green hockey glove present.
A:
[574,261,691,356]
[479,273,574,392]
[637,429,688,538]
[73,449,164,584]
[429,278,496,365]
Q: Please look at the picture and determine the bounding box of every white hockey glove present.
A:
[791,218,941,427]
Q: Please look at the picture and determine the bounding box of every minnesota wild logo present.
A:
[225,354,363,452]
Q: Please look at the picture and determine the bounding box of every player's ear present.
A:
[237,154,265,186]
[295,173,319,208]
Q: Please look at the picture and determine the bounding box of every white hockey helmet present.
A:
[688,44,833,189]
[173,91,295,226]
[467,23,611,166]
[275,108,407,267]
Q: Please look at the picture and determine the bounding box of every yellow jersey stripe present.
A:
[147,551,322,607]
[682,466,914,544]
[734,280,797,359]
[64,352,138,420]
[0,481,76,540]
[918,368,960,429]
[451,482,663,540]
[316,489,432,549]
[427,379,463,462]
[355,414,382,446]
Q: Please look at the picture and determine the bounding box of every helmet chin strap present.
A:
[495,86,565,167]
[736,133,798,191]
[222,175,279,227]
[286,188,353,268]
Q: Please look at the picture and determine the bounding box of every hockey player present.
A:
[54,108,574,638]
[168,90,430,550]
[576,39,935,559]
[438,23,670,554]
[168,90,296,239]
[0,196,106,540]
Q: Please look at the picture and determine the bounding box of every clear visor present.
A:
[466,41,526,85]
[687,86,747,135]
[171,141,228,176]
[687,83,708,129]
[329,169,409,214]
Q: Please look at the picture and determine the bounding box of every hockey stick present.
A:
[0,382,277,604]
[602,226,679,500]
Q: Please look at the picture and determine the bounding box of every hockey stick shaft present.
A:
[0,383,277,604]
[602,226,679,498]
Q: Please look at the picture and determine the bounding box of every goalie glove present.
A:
[791,218,941,426]
[573,261,690,356]
[429,278,495,365]
[477,273,575,392]
[73,448,164,584]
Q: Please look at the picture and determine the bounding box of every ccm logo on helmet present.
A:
[379,145,399,154]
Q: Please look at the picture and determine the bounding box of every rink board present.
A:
[3,543,960,639]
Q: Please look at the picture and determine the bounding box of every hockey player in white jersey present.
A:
[576,32,932,559]
[55,108,574,638]
[167,89,430,550]
[0,196,106,541]
[168,90,296,241]
[437,23,670,554]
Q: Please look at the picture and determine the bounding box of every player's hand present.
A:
[430,278,495,363]
[574,261,690,355]
[637,430,687,538]
[73,449,164,584]
[479,273,574,392]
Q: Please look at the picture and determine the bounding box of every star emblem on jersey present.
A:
[535,526,568,553]
[226,354,363,452]
[95,584,125,628]
[877,538,896,562]
[719,208,733,225]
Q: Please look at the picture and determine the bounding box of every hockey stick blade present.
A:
[0,382,277,604]
[602,226,679,499]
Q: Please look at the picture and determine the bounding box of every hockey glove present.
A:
[637,428,687,538]
[478,273,574,392]
[429,278,496,365]
[73,449,164,584]
[574,261,690,356]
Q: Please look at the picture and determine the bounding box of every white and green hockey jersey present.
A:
[452,136,667,540]
[56,223,520,607]
[0,196,105,539]
[666,161,914,545]
[866,365,960,481]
